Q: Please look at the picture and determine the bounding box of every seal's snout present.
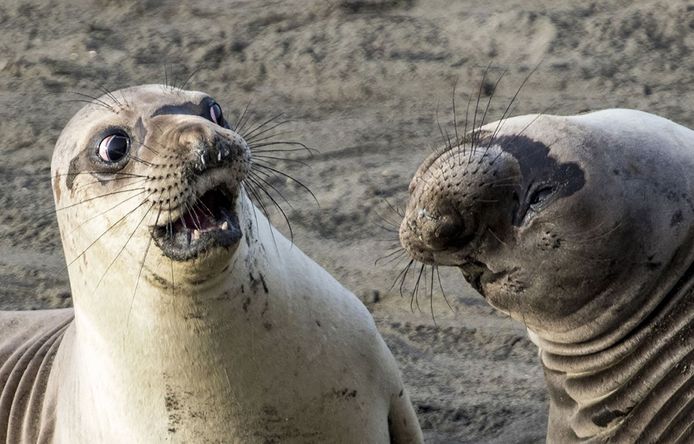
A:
[169,120,250,176]
[402,206,470,252]
[147,117,251,262]
[191,138,240,173]
[400,165,479,266]
[400,145,518,266]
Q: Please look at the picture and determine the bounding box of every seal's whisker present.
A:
[184,201,204,231]
[245,129,298,145]
[390,258,414,297]
[178,65,206,91]
[435,103,453,154]
[246,175,294,242]
[429,265,438,326]
[130,136,162,156]
[242,114,287,140]
[468,62,492,163]
[94,202,155,292]
[45,187,146,217]
[250,154,310,167]
[179,201,195,232]
[244,181,270,219]
[233,101,252,134]
[72,177,147,195]
[163,63,171,90]
[241,114,284,140]
[435,266,454,312]
[48,171,147,179]
[67,190,147,236]
[411,263,425,313]
[457,87,474,166]
[484,64,540,156]
[126,199,162,335]
[250,161,318,205]
[191,196,217,223]
[383,198,405,219]
[63,196,151,271]
[388,258,410,293]
[165,187,177,299]
[96,85,124,109]
[375,247,407,266]
[380,253,410,275]
[477,69,506,143]
[250,147,313,155]
[127,154,158,168]
[71,90,120,112]
[60,99,115,113]
[451,78,460,149]
[244,180,281,247]
[249,141,315,156]
[373,208,402,232]
[247,170,296,209]
[374,223,399,235]
[65,91,118,114]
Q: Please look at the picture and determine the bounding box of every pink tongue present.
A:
[183,207,215,230]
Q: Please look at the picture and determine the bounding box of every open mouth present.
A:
[459,260,508,297]
[152,184,242,261]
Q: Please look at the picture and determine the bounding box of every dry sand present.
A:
[1,0,692,442]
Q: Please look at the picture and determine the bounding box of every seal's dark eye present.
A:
[209,102,224,126]
[98,132,130,163]
[529,186,555,207]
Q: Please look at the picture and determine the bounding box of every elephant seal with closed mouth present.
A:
[0,84,423,444]
[400,109,694,443]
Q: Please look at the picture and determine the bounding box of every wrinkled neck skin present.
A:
[52,193,287,443]
[530,246,694,442]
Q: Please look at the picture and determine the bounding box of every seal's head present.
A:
[400,111,694,348]
[51,85,251,290]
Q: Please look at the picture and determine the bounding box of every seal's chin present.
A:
[151,185,242,261]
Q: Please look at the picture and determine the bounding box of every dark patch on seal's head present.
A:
[491,135,586,226]
[152,101,205,118]
[66,153,82,191]
[52,174,62,203]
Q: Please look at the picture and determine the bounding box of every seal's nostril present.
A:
[435,216,464,242]
[412,208,472,252]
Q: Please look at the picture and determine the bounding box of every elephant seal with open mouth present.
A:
[0,85,423,444]
[400,109,694,443]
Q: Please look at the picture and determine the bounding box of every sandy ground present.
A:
[1,0,692,442]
